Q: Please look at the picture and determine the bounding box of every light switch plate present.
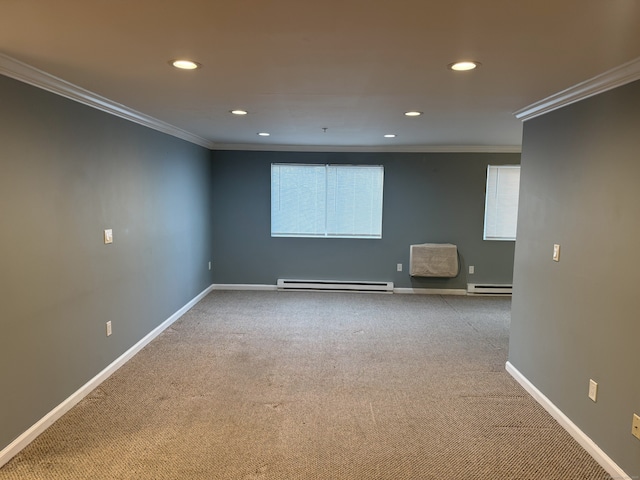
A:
[632,414,640,441]
[104,229,113,244]
[397,263,403,272]
[588,379,598,402]
[553,244,560,262]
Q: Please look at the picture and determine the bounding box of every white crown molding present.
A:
[0,53,216,149]
[211,143,521,154]
[0,53,522,154]
[515,56,640,121]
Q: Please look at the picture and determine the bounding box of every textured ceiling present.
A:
[1,0,640,150]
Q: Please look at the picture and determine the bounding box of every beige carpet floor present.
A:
[1,291,611,479]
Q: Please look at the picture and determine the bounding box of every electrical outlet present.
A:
[588,379,598,402]
[104,229,113,244]
[553,244,560,262]
[469,265,475,274]
[632,414,640,441]
[397,263,402,272]
[106,321,112,337]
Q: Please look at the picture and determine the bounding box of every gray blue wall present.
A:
[211,150,519,289]
[0,75,213,451]
[0,70,520,458]
[509,79,640,476]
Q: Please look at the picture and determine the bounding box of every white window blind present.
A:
[483,165,520,241]
[271,164,384,238]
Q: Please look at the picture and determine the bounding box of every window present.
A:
[483,165,520,241]
[271,164,384,239]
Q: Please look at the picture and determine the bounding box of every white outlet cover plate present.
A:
[633,414,640,440]
[397,263,402,272]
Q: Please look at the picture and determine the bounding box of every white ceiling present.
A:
[2,0,640,151]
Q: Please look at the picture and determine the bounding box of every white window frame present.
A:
[483,165,520,241]
[271,163,384,239]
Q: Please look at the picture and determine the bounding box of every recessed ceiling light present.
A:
[384,134,397,138]
[448,61,480,71]
[404,111,422,117]
[258,132,270,137]
[230,110,248,115]
[171,59,201,70]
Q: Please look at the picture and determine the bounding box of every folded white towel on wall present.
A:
[410,243,459,278]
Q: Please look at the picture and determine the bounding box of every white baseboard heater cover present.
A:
[277,279,394,293]
[467,283,513,295]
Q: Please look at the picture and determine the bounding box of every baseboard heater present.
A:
[467,283,513,295]
[277,279,394,293]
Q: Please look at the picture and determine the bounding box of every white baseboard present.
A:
[505,361,631,480]
[212,284,468,295]
[212,284,277,291]
[394,287,467,295]
[0,284,215,469]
